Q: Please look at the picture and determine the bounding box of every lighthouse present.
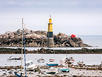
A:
[47,16,54,47]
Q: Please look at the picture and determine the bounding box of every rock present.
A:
[0,29,89,47]
[57,33,68,38]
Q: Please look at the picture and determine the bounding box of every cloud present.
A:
[0,0,102,35]
[1,0,102,10]
[0,12,102,35]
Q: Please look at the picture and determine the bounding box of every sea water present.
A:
[0,54,102,66]
[80,35,102,47]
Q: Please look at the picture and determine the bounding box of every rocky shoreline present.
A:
[0,29,89,47]
[0,65,102,77]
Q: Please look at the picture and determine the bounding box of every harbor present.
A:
[0,54,102,76]
[1,0,102,76]
[0,16,102,77]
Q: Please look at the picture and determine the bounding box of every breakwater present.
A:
[0,47,102,54]
[0,29,89,47]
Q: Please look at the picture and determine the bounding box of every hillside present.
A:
[0,29,89,47]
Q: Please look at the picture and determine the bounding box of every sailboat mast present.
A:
[21,18,23,75]
[22,18,27,77]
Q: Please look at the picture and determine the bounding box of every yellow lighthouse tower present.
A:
[47,16,54,47]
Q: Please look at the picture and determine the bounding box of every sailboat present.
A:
[14,18,27,77]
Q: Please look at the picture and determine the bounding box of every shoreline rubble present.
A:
[0,64,102,77]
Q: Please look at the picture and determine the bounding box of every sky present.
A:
[0,0,102,35]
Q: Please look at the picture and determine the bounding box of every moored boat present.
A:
[46,63,58,67]
[8,56,22,60]
[26,60,37,70]
[37,58,45,63]
[58,68,70,73]
[46,67,57,75]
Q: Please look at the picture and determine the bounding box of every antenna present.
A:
[50,14,51,18]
